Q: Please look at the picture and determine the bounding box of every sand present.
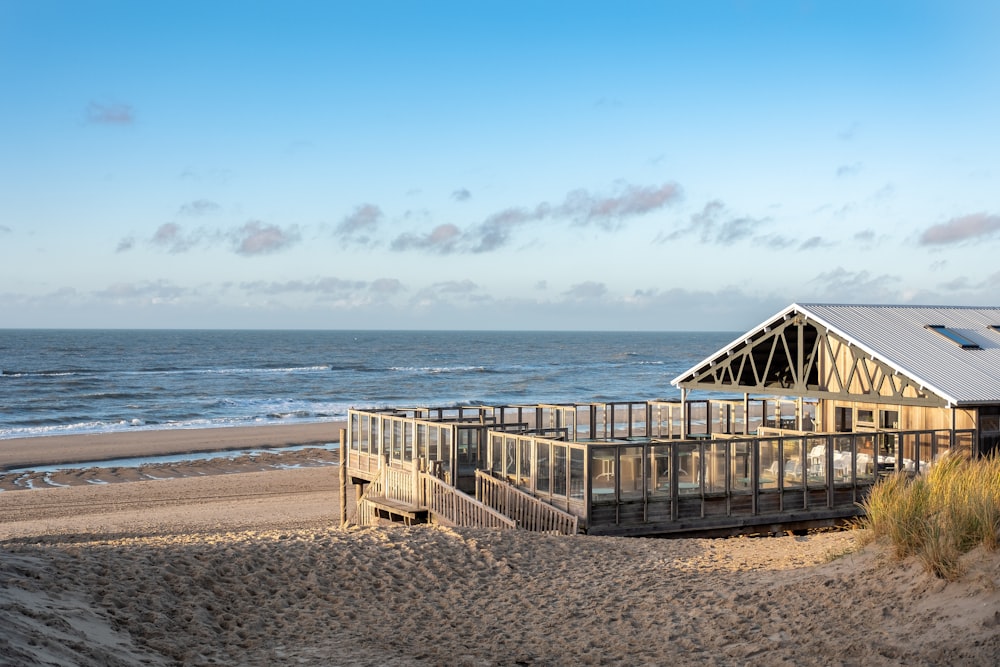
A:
[2,428,999,666]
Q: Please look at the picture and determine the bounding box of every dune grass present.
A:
[858,452,1000,580]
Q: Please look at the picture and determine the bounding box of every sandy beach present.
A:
[2,427,999,666]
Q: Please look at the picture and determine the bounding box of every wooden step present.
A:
[365,495,429,522]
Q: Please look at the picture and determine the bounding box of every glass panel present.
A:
[505,436,517,481]
[704,441,726,494]
[806,437,827,488]
[620,446,644,500]
[832,435,853,485]
[854,434,875,483]
[730,441,752,492]
[458,428,473,464]
[876,432,897,473]
[382,418,391,461]
[392,420,403,462]
[782,438,802,488]
[350,413,360,451]
[952,430,974,459]
[536,441,551,494]
[570,448,585,500]
[553,445,567,496]
[759,439,780,489]
[416,424,426,461]
[591,446,616,501]
[370,417,380,457]
[440,429,451,466]
[688,401,708,436]
[677,442,699,494]
[404,422,414,461]
[518,438,531,488]
[428,427,439,461]
[490,434,503,474]
[649,444,671,496]
[900,433,918,473]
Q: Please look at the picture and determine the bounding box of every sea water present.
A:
[0,329,737,440]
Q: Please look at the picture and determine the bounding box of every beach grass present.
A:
[858,452,1000,580]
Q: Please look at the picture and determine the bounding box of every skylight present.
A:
[926,325,980,349]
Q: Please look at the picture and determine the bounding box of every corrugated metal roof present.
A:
[672,303,1000,406]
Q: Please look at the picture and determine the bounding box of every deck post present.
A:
[412,456,421,506]
[339,427,348,528]
[680,388,688,440]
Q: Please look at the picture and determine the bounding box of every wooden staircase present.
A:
[353,461,577,535]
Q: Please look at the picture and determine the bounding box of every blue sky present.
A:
[2,1,998,331]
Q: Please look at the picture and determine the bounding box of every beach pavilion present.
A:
[341,303,999,537]
[672,303,1000,460]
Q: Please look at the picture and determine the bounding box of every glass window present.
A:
[980,406,1000,433]
[926,325,980,349]
[350,413,360,451]
[835,407,853,432]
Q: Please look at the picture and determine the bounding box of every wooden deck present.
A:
[343,405,976,537]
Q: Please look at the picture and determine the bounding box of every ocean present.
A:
[0,329,737,440]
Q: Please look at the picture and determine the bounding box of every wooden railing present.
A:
[354,460,577,534]
[354,466,385,526]
[476,471,579,535]
[423,474,516,530]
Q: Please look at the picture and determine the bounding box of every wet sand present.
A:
[0,421,346,471]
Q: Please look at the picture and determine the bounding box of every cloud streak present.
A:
[232,221,299,256]
[657,200,768,246]
[336,204,383,241]
[137,220,300,255]
[919,212,1000,245]
[390,181,681,255]
[86,101,135,125]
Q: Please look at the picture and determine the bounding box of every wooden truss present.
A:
[677,313,946,407]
